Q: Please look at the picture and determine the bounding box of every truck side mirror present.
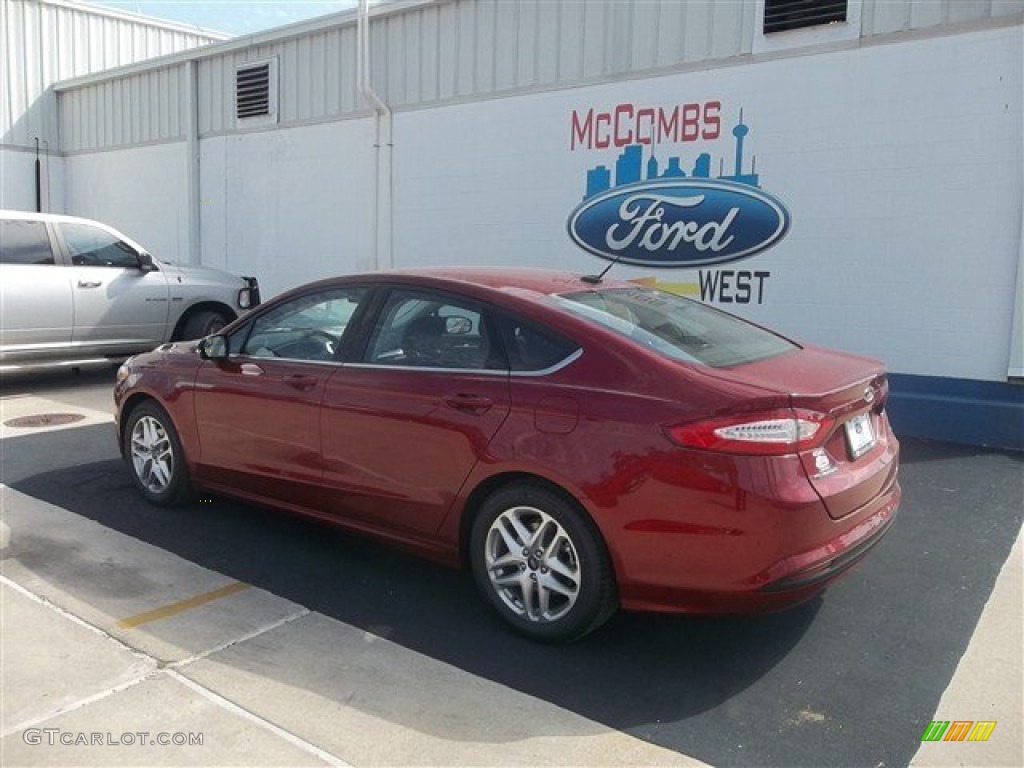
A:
[138,252,158,272]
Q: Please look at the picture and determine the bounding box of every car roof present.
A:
[369,266,633,297]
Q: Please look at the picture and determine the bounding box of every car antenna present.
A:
[581,252,625,284]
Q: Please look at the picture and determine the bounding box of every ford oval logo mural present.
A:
[568,179,791,269]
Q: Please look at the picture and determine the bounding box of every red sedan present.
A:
[115,268,900,641]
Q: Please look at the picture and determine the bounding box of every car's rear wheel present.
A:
[125,401,193,506]
[182,308,230,340]
[470,482,617,642]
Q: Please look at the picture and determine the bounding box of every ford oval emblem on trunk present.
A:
[567,179,791,268]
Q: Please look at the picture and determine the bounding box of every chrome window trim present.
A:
[509,347,583,377]
[225,354,342,368]
[342,362,509,377]
[342,348,583,377]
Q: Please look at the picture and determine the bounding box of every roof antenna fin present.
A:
[581,251,625,285]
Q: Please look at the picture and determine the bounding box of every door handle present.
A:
[284,374,318,392]
[77,280,102,288]
[444,394,494,414]
[240,363,264,376]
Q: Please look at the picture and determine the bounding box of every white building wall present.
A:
[61,119,377,296]
[63,142,189,262]
[197,119,377,296]
[393,24,1023,383]
[0,138,64,210]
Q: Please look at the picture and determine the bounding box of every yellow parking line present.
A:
[116,581,250,629]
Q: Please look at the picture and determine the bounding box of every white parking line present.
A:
[0,575,157,739]
[2,574,349,766]
[167,670,351,768]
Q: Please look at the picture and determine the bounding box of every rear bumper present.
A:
[758,481,899,593]
[610,452,901,615]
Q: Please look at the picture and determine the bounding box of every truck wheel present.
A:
[182,309,230,339]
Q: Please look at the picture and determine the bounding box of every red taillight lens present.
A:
[666,409,834,456]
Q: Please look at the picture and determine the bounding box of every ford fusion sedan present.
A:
[0,210,259,370]
[114,268,900,641]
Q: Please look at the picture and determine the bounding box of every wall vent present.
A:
[764,0,847,34]
[236,61,273,120]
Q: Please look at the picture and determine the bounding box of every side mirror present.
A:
[199,334,230,360]
[137,252,158,272]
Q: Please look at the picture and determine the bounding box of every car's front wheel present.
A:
[124,401,193,506]
[470,482,617,642]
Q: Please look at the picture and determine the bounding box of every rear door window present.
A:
[364,289,504,371]
[0,220,55,265]
[556,286,797,367]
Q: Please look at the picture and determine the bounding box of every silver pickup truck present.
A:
[0,210,259,371]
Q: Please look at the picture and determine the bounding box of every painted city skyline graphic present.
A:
[583,110,760,202]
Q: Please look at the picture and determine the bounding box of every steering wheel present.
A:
[306,330,336,351]
[274,330,337,360]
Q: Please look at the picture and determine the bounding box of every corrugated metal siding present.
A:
[197,26,359,135]
[51,0,1024,152]
[2,0,223,150]
[368,0,753,106]
[192,0,750,138]
[60,63,189,152]
[862,0,1023,36]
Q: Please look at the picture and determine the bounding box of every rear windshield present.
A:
[555,286,797,368]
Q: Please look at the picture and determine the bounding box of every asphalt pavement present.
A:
[1,368,1021,767]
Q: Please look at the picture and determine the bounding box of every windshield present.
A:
[555,286,797,368]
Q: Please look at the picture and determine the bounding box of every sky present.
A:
[87,1,360,37]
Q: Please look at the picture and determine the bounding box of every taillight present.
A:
[666,409,834,456]
[873,376,889,414]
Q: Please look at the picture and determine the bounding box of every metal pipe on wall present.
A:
[34,138,42,212]
[357,0,393,271]
[186,60,201,265]
[1008,202,1024,379]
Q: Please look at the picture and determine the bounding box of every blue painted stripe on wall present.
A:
[886,374,1024,451]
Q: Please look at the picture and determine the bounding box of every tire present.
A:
[182,309,230,340]
[124,401,193,506]
[469,482,617,642]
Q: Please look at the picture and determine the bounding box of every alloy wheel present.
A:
[130,415,174,494]
[483,505,581,623]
